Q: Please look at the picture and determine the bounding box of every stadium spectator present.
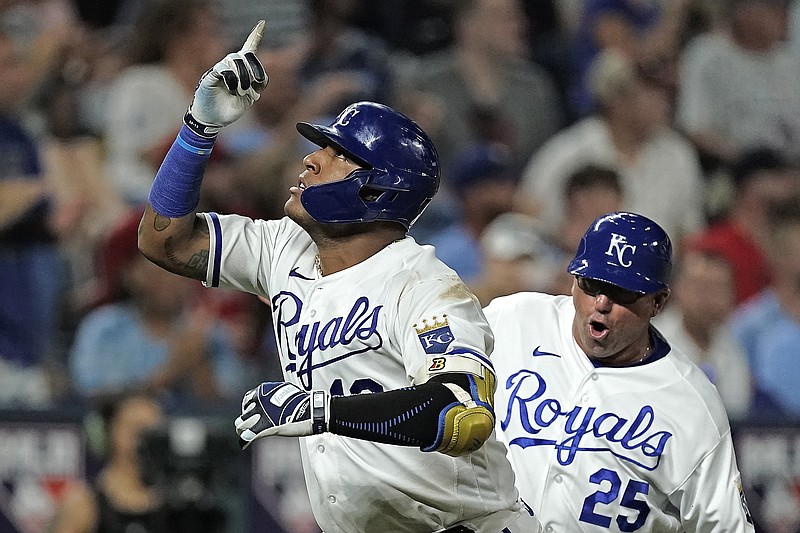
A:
[49,391,169,533]
[424,142,518,285]
[731,199,800,419]
[570,0,693,117]
[0,29,65,406]
[293,0,394,122]
[102,0,227,204]
[517,48,704,243]
[548,163,627,296]
[556,164,625,257]
[654,247,754,420]
[684,147,800,305]
[676,0,800,168]
[69,208,249,410]
[397,0,564,175]
[33,20,129,333]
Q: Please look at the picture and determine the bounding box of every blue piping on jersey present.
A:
[447,347,495,371]
[209,212,222,287]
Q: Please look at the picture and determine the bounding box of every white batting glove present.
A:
[235,382,329,449]
[184,20,268,137]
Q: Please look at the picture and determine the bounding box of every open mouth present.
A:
[589,320,608,339]
[290,178,307,194]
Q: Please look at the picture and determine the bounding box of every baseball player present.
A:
[137,21,542,533]
[484,212,755,532]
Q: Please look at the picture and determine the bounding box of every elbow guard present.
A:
[424,369,497,457]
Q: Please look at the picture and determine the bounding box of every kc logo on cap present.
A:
[605,233,637,267]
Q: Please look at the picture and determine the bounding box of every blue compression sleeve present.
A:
[148,125,216,218]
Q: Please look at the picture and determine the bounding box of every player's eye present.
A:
[577,276,642,305]
[329,146,350,163]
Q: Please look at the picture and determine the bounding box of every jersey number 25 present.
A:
[580,468,650,531]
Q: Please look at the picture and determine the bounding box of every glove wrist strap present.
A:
[311,390,328,435]
[184,110,221,138]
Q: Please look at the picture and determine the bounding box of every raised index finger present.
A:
[240,20,265,53]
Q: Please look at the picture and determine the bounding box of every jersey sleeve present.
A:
[394,275,495,384]
[201,212,281,296]
[670,431,755,532]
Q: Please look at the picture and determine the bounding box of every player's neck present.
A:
[315,230,405,276]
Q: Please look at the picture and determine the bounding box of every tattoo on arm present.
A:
[159,216,211,281]
[153,215,171,232]
[186,249,210,278]
[164,237,209,280]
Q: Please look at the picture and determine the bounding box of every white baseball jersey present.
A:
[485,292,755,533]
[202,213,540,533]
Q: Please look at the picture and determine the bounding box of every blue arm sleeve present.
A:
[148,125,216,218]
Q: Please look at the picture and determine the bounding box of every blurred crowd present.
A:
[1,0,800,429]
[0,0,799,531]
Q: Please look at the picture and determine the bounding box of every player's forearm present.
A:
[328,374,496,456]
[137,118,219,278]
[236,372,497,455]
[138,204,211,281]
[328,380,454,448]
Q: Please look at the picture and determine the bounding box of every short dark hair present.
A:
[730,147,793,190]
[564,164,622,200]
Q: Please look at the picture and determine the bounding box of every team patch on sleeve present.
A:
[414,315,454,354]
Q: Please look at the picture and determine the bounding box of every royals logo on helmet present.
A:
[605,233,636,267]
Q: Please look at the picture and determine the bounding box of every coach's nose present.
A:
[593,293,613,313]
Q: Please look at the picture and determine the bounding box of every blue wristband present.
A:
[148,125,216,218]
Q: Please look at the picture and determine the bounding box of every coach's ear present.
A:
[651,288,671,318]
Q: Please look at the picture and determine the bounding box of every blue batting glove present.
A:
[234,381,313,449]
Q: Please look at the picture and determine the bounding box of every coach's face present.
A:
[571,277,669,367]
[286,144,362,227]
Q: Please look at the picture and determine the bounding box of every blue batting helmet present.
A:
[296,101,440,229]
[567,212,672,294]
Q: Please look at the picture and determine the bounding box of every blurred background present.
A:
[0,0,799,531]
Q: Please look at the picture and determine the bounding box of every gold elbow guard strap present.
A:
[428,370,497,456]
